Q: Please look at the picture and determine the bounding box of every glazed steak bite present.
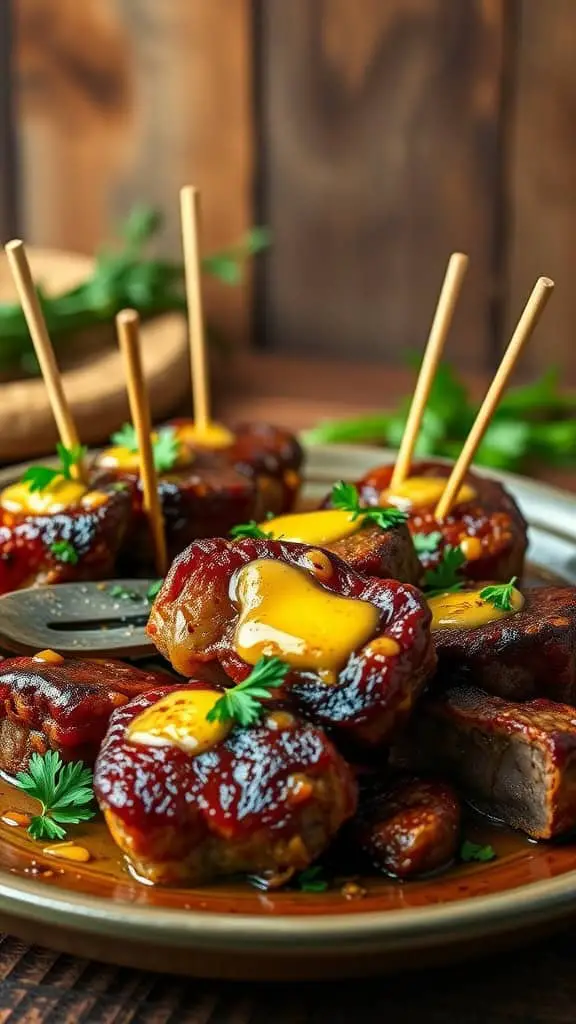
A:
[0,652,172,774]
[352,776,461,879]
[432,586,576,704]
[148,537,436,751]
[353,459,528,583]
[94,682,357,885]
[0,474,131,594]
[395,686,576,839]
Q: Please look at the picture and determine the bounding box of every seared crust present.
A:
[353,459,528,583]
[353,776,461,878]
[147,537,436,752]
[0,482,131,594]
[94,683,357,885]
[0,657,172,774]
[324,521,422,584]
[434,586,576,703]
[395,685,576,839]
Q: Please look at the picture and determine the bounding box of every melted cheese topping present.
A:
[96,440,192,473]
[0,478,108,515]
[43,841,91,863]
[175,421,235,450]
[383,475,476,510]
[260,509,361,545]
[428,587,525,631]
[33,649,65,665]
[126,689,232,755]
[231,559,379,683]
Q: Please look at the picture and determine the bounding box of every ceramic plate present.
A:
[0,445,575,980]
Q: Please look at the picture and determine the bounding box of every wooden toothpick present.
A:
[180,184,211,432]
[5,239,84,479]
[116,309,168,577]
[391,252,469,489]
[435,276,555,520]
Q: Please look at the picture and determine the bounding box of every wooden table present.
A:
[1,368,575,1021]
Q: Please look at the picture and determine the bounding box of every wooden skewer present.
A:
[390,252,469,489]
[435,275,555,520]
[4,238,84,479]
[116,309,168,577]
[180,184,211,432]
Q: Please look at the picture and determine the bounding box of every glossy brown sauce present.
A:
[1,560,575,916]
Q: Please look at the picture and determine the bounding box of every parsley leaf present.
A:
[21,444,87,493]
[330,481,408,531]
[110,424,180,473]
[206,657,290,727]
[423,545,466,597]
[57,442,87,479]
[479,577,518,612]
[14,751,96,842]
[413,531,443,556]
[146,579,163,602]
[229,521,272,540]
[109,584,143,602]
[460,840,496,863]
[296,865,329,892]
[50,540,79,565]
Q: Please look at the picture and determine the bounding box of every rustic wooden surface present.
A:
[0,928,574,1022]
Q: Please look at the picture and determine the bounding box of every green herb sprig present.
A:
[206,657,289,727]
[479,577,519,612]
[146,579,163,602]
[296,865,329,893]
[110,424,180,473]
[330,481,408,531]
[50,540,79,565]
[14,751,96,841]
[422,545,466,597]
[413,531,443,556]
[460,840,496,863]
[21,443,87,494]
[109,584,143,602]
[229,521,272,540]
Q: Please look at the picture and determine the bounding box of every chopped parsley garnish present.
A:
[229,521,272,540]
[146,578,163,602]
[14,751,96,841]
[296,865,329,892]
[413,531,443,556]
[422,545,466,597]
[109,584,143,602]
[479,577,518,612]
[110,423,180,473]
[50,540,79,565]
[206,656,289,727]
[330,481,408,531]
[21,442,87,493]
[460,840,496,863]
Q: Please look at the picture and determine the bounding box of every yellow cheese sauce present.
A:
[383,476,476,510]
[33,649,65,665]
[43,841,91,864]
[175,421,235,450]
[428,587,525,631]
[96,440,192,473]
[231,559,379,683]
[0,478,108,515]
[260,509,361,545]
[126,689,231,756]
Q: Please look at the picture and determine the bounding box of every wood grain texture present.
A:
[14,0,254,354]
[258,0,505,371]
[506,1,576,378]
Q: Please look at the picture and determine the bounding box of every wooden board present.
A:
[258,0,506,371]
[14,0,254,349]
[506,1,576,377]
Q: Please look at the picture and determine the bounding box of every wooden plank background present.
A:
[5,0,576,381]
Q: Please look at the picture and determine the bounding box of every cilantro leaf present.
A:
[57,442,87,479]
[110,424,180,473]
[109,584,143,602]
[330,481,407,531]
[460,840,496,863]
[111,423,139,452]
[146,579,163,602]
[50,540,79,565]
[479,577,519,612]
[413,531,443,556]
[206,657,290,727]
[14,751,96,842]
[423,545,466,597]
[296,865,329,892]
[230,521,272,540]
[21,466,63,493]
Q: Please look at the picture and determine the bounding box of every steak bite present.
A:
[352,776,461,879]
[351,459,528,583]
[147,537,436,753]
[94,682,357,886]
[395,685,576,839]
[432,586,576,704]
[0,652,172,774]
